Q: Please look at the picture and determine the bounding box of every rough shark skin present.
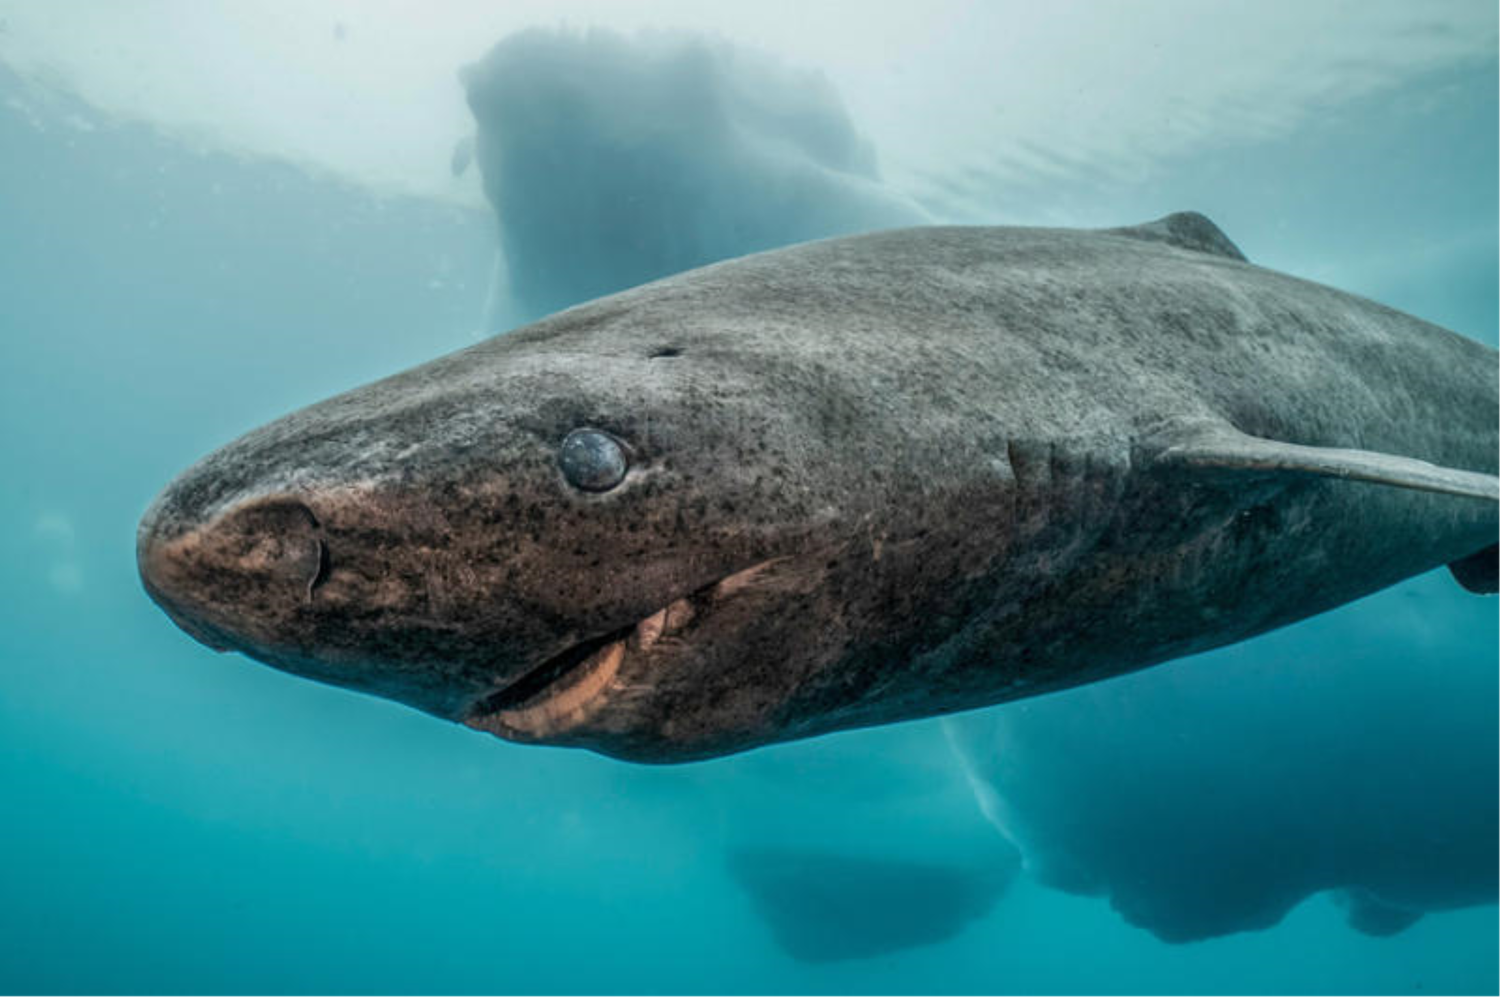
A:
[137,216,1498,762]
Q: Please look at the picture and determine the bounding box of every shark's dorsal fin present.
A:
[1106,211,1247,262]
[1153,423,1499,502]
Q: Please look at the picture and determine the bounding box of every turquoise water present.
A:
[1,12,1497,995]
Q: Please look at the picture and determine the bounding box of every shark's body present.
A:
[137,215,1498,762]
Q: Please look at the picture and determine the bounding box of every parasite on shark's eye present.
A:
[558,428,628,492]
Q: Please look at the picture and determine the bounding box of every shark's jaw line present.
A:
[463,557,784,741]
[470,627,630,739]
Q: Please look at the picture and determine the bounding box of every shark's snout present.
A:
[135,475,555,724]
[137,492,328,655]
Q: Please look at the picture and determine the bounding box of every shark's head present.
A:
[137,283,953,762]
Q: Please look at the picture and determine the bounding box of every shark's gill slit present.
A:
[649,346,683,359]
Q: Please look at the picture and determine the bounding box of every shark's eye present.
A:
[559,429,628,492]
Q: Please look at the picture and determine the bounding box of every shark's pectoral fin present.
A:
[1331,888,1424,937]
[1152,423,1499,502]
[1151,422,1499,592]
[1104,211,1247,261]
[1448,543,1498,594]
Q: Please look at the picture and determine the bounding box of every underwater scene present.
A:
[0,2,1496,994]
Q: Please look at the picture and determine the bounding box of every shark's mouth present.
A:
[463,558,784,741]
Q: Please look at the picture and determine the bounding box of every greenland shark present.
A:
[137,213,1499,762]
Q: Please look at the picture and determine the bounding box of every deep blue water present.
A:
[1,21,1496,996]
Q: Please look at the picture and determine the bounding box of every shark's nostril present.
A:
[138,493,329,637]
[226,499,325,593]
[232,499,320,536]
[307,538,331,600]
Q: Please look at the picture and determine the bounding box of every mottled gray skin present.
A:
[137,217,1498,762]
